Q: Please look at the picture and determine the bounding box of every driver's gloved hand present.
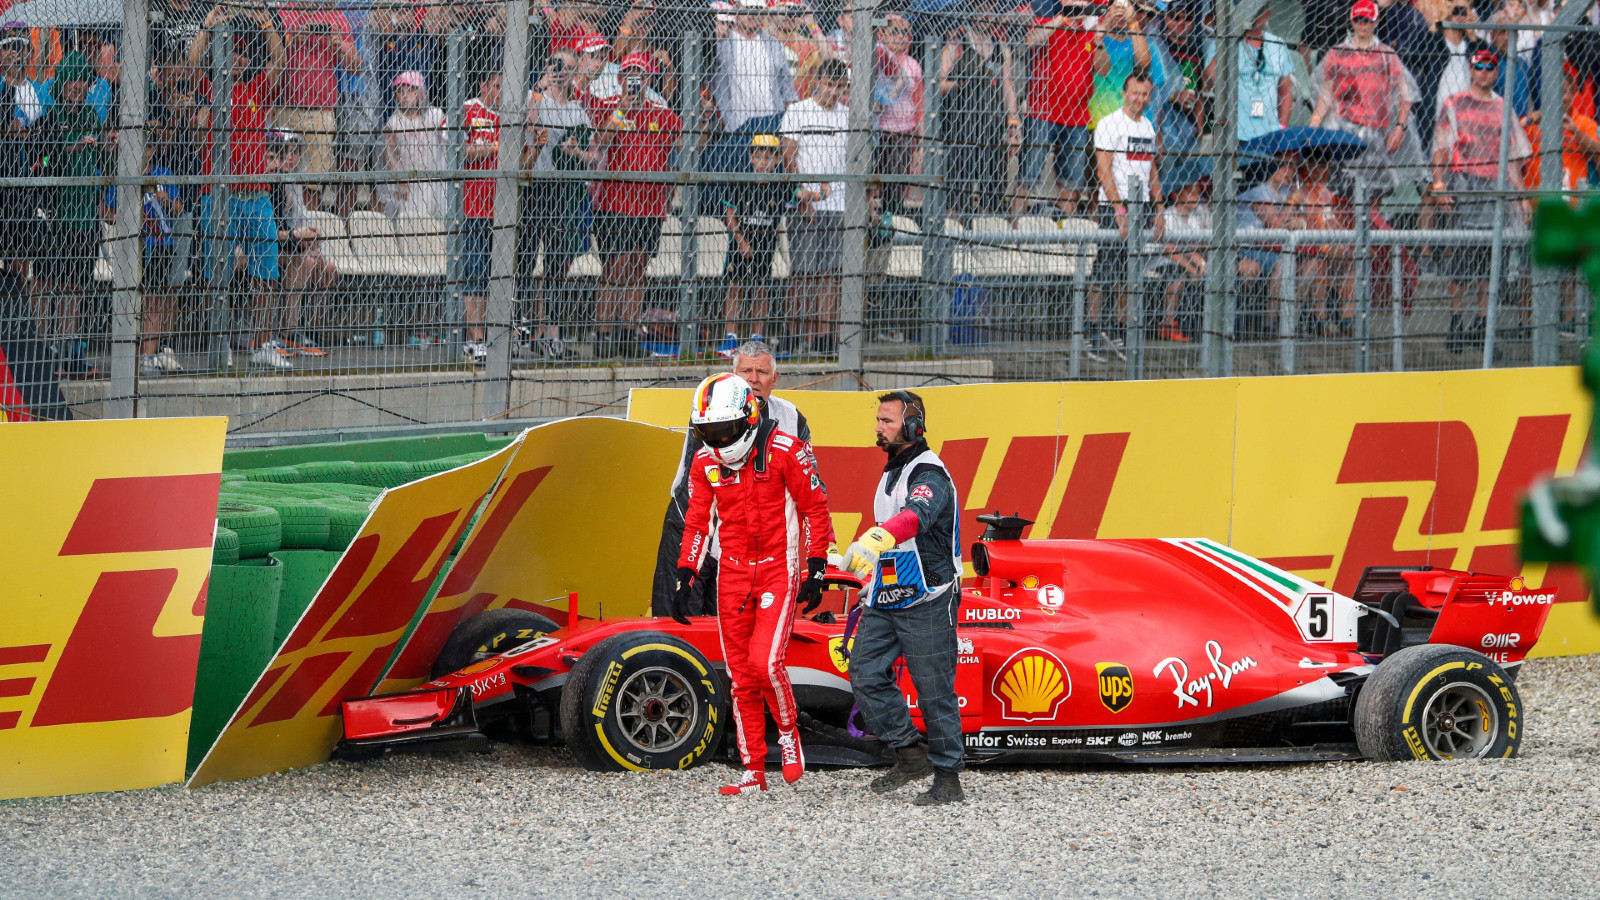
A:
[798,557,827,614]
[670,566,695,626]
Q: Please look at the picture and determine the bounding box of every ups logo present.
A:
[1096,662,1134,713]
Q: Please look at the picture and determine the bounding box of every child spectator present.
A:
[1157,178,1209,342]
[102,143,184,374]
[717,134,790,357]
[781,56,849,354]
[379,71,446,220]
[874,14,922,217]
[268,131,333,359]
[460,70,503,365]
[521,50,596,359]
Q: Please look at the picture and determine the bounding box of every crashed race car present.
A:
[339,514,1555,768]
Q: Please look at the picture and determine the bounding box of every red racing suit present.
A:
[679,419,833,770]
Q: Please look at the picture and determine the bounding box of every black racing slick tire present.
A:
[431,608,561,680]
[559,632,725,773]
[1354,644,1523,761]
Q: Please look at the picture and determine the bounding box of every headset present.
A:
[886,390,925,444]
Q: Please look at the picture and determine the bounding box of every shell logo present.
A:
[1020,575,1040,590]
[992,648,1071,722]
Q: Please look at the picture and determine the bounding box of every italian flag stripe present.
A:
[1194,538,1304,596]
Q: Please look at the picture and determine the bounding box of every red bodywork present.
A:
[342,537,1555,762]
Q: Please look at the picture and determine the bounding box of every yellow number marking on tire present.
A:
[1402,662,1466,721]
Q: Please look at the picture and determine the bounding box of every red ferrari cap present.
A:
[1351,0,1378,20]
[619,52,658,74]
[1471,48,1499,68]
[573,33,610,54]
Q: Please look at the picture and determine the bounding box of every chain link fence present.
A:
[0,0,1590,435]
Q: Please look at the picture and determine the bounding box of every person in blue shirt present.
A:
[102,144,184,373]
[1203,0,1295,142]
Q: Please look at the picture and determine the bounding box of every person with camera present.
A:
[589,53,679,357]
[521,50,596,359]
[275,0,361,180]
[188,1,290,369]
[673,371,833,795]
[840,390,966,806]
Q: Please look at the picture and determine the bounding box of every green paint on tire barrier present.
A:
[351,460,415,488]
[241,465,302,484]
[223,432,516,471]
[312,483,382,503]
[268,550,342,646]
[266,499,332,550]
[189,557,282,774]
[293,459,361,483]
[212,526,240,566]
[323,503,371,551]
[216,500,282,559]
[220,472,246,483]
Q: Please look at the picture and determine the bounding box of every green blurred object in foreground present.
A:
[1522,199,1600,616]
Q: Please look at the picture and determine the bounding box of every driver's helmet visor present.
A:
[694,418,748,449]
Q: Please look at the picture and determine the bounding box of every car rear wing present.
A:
[1352,566,1556,663]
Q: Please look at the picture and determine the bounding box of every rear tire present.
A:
[431,608,560,679]
[1353,644,1523,761]
[559,632,725,772]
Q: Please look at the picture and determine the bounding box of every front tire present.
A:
[432,608,560,679]
[1354,644,1523,761]
[559,632,725,772]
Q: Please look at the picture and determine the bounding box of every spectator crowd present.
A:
[0,0,1593,376]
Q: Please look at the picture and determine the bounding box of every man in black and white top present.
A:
[1088,69,1163,361]
[651,340,819,616]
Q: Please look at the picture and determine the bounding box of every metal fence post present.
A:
[1069,243,1087,378]
[1390,237,1404,371]
[205,22,234,372]
[675,31,704,357]
[838,0,878,374]
[109,0,149,418]
[1354,178,1371,373]
[918,33,945,354]
[1483,53,1516,370]
[1125,175,1144,380]
[443,32,466,353]
[1533,33,1565,366]
[1203,0,1240,377]
[484,0,528,415]
[1279,234,1296,374]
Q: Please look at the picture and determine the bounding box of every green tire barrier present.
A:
[269,499,333,550]
[220,472,246,483]
[409,457,463,478]
[189,557,282,773]
[293,459,362,483]
[350,460,414,488]
[324,503,371,551]
[212,526,240,566]
[313,483,383,503]
[268,549,342,646]
[216,500,282,559]
[240,465,302,484]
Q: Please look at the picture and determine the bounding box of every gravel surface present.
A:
[6,655,1600,900]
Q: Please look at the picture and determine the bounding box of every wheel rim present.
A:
[1420,681,1498,759]
[615,666,698,753]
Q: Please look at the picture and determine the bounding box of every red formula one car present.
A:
[340,515,1555,768]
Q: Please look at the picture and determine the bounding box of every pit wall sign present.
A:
[187,417,683,788]
[0,417,226,801]
[629,366,1600,658]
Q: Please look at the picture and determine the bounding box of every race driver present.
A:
[840,390,965,805]
[674,372,834,795]
[652,340,823,617]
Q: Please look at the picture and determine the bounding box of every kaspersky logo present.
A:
[1096,662,1134,713]
[993,648,1070,722]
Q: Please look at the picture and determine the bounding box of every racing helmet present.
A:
[690,373,761,468]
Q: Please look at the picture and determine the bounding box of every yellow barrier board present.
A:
[631,367,1599,656]
[187,443,517,788]
[0,417,225,800]
[377,418,684,694]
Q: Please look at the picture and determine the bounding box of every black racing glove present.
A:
[670,566,695,626]
[798,557,827,614]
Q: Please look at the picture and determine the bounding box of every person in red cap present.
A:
[590,52,681,357]
[1432,48,1531,353]
[1309,0,1424,195]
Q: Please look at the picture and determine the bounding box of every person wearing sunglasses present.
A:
[1432,48,1531,354]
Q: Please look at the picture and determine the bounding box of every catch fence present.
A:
[0,0,1589,437]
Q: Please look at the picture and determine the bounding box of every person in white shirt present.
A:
[779,57,849,356]
[1087,70,1162,360]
